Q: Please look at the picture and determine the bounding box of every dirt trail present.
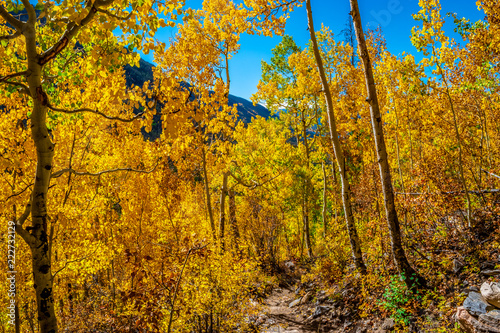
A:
[259,287,318,333]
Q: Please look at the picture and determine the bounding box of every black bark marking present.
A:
[44,165,52,170]
[36,86,49,106]
[39,265,50,274]
[40,287,52,299]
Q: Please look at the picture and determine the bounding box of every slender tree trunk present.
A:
[301,112,313,258]
[303,184,312,258]
[202,148,216,240]
[349,0,426,288]
[322,161,328,238]
[228,189,239,250]
[219,172,228,251]
[12,16,60,332]
[306,0,366,273]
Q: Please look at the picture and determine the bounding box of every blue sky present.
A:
[142,0,485,100]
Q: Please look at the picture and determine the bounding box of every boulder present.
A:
[481,282,500,308]
[289,298,301,308]
[479,310,500,327]
[481,270,500,277]
[464,291,496,316]
[456,306,500,333]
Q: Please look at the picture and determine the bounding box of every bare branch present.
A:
[5,182,33,201]
[96,7,133,21]
[47,103,144,122]
[51,163,158,179]
[482,168,500,180]
[52,246,99,278]
[1,79,31,97]
[0,30,21,40]
[395,189,500,196]
[0,71,27,81]
[0,5,24,30]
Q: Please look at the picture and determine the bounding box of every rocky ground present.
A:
[251,261,500,333]
[255,282,394,333]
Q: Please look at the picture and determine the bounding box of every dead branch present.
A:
[51,163,158,178]
[47,104,145,122]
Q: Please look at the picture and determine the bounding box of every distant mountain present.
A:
[124,58,270,126]
[227,93,270,123]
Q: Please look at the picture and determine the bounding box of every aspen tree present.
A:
[349,0,426,288]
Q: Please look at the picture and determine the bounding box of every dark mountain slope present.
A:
[124,58,270,125]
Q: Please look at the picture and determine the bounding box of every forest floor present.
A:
[254,274,378,333]
[258,286,317,333]
[251,216,500,333]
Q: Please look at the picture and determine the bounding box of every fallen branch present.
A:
[48,104,144,122]
[51,163,158,178]
[481,168,500,180]
[395,189,500,196]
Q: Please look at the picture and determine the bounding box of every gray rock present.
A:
[457,306,500,333]
[464,291,496,316]
[381,317,395,331]
[479,309,500,326]
[289,298,301,308]
[481,282,500,308]
[471,286,480,292]
[311,305,331,318]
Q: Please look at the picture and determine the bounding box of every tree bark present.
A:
[17,12,59,332]
[202,148,217,240]
[349,0,426,288]
[322,161,328,238]
[219,172,228,251]
[306,0,366,273]
[301,111,313,258]
[228,189,240,250]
